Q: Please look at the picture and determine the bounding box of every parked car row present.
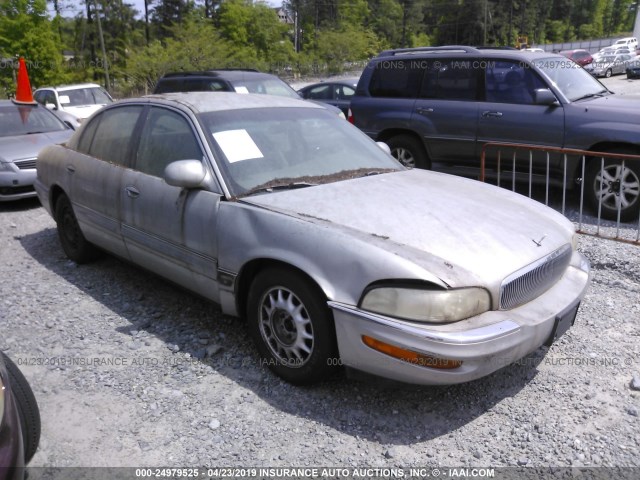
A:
[7,46,619,471]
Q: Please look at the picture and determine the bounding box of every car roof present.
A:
[117,92,323,115]
[375,45,558,60]
[159,70,276,82]
[36,83,103,92]
[301,78,359,89]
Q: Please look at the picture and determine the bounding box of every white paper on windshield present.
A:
[212,129,263,163]
[234,86,250,94]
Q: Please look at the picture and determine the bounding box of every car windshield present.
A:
[60,87,113,106]
[229,78,300,99]
[0,105,67,137]
[199,107,402,197]
[533,57,607,101]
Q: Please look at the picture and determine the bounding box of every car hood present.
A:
[61,104,105,120]
[0,130,72,163]
[241,169,575,287]
[574,93,640,111]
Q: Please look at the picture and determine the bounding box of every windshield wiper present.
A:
[572,90,609,102]
[242,181,318,197]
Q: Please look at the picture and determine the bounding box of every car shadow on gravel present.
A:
[19,227,546,446]
[0,197,42,212]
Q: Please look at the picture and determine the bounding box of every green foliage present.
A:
[1,0,639,99]
[0,0,67,95]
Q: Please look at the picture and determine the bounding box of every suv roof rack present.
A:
[377,46,481,57]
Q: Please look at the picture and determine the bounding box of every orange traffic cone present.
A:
[13,57,37,105]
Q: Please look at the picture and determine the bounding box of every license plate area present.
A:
[544,301,580,347]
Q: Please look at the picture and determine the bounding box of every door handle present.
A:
[416,107,434,115]
[125,186,140,198]
[482,111,503,118]
[66,165,75,174]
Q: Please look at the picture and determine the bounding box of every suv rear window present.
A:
[368,60,423,98]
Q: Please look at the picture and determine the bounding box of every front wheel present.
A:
[247,268,339,385]
[585,156,640,221]
[605,68,613,78]
[386,134,430,169]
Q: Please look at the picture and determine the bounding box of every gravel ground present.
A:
[1,191,639,471]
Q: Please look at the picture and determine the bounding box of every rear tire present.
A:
[1,352,41,463]
[585,152,640,221]
[605,68,613,78]
[386,134,430,169]
[55,195,101,263]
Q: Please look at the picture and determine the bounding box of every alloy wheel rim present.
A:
[259,287,314,368]
[392,147,415,168]
[594,164,640,211]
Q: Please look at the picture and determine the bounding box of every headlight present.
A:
[0,162,14,172]
[360,286,491,323]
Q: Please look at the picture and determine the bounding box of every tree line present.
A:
[0,0,636,98]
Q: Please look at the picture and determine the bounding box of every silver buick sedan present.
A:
[35,93,590,386]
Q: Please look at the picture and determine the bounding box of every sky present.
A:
[49,0,282,19]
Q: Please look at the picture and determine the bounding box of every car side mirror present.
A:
[376,141,391,155]
[533,88,559,106]
[164,160,206,189]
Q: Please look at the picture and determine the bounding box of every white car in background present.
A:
[34,83,113,128]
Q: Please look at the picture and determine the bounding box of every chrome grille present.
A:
[15,158,37,170]
[500,244,572,310]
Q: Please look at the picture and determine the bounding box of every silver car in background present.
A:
[0,101,73,201]
[35,93,590,386]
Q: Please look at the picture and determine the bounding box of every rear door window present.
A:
[419,59,478,100]
[87,106,143,165]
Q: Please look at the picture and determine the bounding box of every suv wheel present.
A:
[386,134,430,169]
[585,154,640,221]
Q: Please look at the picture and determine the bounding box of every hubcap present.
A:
[259,287,313,367]
[594,164,640,211]
[392,147,415,168]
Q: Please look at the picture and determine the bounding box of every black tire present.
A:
[1,352,41,463]
[247,268,339,385]
[55,195,101,263]
[386,134,430,169]
[605,68,612,78]
[585,152,640,222]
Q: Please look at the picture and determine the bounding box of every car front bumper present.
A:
[330,251,590,385]
[0,168,37,201]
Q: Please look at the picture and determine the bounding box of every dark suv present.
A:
[154,70,301,97]
[350,46,640,220]
[154,70,344,118]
